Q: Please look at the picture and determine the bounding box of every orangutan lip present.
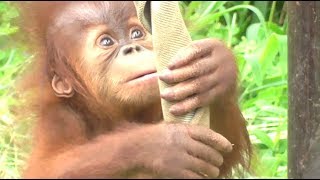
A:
[129,70,157,82]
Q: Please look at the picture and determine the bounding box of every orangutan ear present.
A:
[51,74,74,98]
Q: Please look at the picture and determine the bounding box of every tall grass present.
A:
[0,2,32,178]
[0,1,288,178]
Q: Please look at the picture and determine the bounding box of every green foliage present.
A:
[0,2,31,178]
[182,1,288,178]
[0,2,19,36]
[0,1,288,178]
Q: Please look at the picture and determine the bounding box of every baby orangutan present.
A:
[16,1,251,178]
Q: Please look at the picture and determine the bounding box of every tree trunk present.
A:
[288,1,320,178]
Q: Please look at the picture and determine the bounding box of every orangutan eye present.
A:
[131,29,144,39]
[98,35,114,47]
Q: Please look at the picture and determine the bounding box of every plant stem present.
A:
[228,13,237,47]
[268,1,277,23]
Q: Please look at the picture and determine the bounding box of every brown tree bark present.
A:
[288,1,320,178]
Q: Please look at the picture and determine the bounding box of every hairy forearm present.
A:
[24,131,143,178]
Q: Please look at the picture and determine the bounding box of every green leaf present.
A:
[258,33,279,79]
[252,129,274,149]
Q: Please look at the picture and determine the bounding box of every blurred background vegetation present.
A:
[0,1,288,178]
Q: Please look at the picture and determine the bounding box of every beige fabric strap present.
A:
[134,1,209,127]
